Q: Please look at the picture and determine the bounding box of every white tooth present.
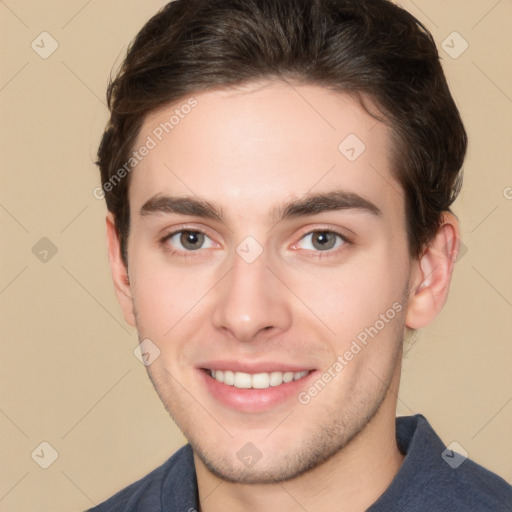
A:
[224,370,234,385]
[269,371,284,386]
[234,372,252,388]
[252,373,270,389]
[282,372,294,383]
[212,369,309,388]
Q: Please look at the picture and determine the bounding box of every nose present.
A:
[211,245,292,343]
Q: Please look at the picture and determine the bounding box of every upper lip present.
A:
[198,360,315,374]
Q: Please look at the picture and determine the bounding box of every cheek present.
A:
[129,251,210,338]
[299,255,405,321]
[294,248,408,351]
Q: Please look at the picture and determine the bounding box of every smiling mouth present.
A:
[204,369,311,389]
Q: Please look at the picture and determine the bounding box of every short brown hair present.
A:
[96,0,467,265]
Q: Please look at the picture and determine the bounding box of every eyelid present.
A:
[160,223,217,240]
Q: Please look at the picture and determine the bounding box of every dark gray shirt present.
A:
[87,414,512,511]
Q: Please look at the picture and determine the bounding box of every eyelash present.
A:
[159,226,352,259]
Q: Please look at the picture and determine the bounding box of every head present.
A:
[97,0,466,484]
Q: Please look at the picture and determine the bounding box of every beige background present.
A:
[0,1,511,510]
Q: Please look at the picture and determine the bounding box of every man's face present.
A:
[122,81,414,483]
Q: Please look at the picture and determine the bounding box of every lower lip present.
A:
[198,369,317,413]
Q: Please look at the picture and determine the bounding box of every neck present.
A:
[194,368,404,512]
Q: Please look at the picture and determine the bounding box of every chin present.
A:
[188,413,372,485]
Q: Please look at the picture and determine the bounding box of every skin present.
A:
[106,80,460,512]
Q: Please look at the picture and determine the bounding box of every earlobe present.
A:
[405,212,460,329]
[105,213,136,327]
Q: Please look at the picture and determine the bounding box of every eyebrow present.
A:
[139,190,382,223]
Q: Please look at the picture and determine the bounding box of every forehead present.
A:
[129,81,403,223]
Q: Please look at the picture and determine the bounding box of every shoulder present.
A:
[85,444,197,512]
[441,456,512,511]
[371,415,512,512]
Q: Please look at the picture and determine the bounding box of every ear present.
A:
[106,212,136,327]
[405,212,460,329]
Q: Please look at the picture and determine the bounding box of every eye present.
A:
[162,229,216,252]
[296,230,348,252]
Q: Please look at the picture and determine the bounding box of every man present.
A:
[89,0,511,510]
